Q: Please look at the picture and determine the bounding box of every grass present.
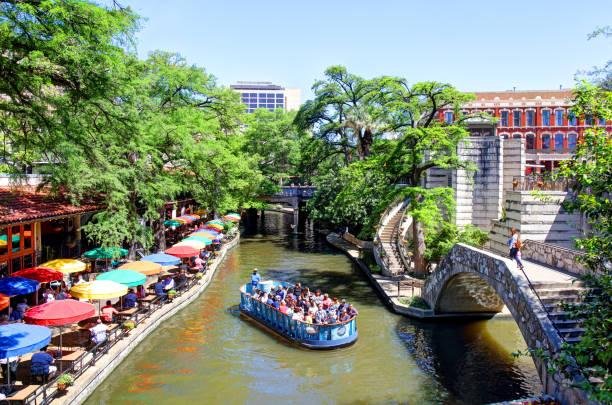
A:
[398,296,430,309]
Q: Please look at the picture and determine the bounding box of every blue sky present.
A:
[119,0,611,99]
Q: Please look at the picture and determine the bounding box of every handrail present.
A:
[396,208,413,273]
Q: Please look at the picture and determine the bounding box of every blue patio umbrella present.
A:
[0,323,51,384]
[140,253,182,266]
[0,277,39,296]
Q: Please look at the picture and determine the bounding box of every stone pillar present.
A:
[293,207,299,234]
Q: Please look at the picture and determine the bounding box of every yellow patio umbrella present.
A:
[174,240,207,250]
[118,261,162,276]
[41,259,87,274]
[70,280,127,300]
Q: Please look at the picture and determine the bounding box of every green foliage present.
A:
[242,109,303,194]
[552,82,612,402]
[56,373,74,386]
[0,1,263,252]
[398,296,430,309]
[307,154,396,238]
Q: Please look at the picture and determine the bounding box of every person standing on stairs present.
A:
[508,228,525,271]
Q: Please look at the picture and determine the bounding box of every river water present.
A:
[86,212,541,404]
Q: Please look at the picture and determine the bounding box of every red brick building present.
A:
[441,89,611,173]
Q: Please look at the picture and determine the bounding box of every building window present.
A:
[512,133,522,139]
[526,133,535,150]
[585,115,594,126]
[541,134,551,150]
[542,110,551,126]
[567,133,578,151]
[526,110,535,126]
[500,111,509,126]
[513,110,521,127]
[599,118,607,126]
[554,133,564,151]
[500,133,509,139]
[568,113,577,126]
[444,111,454,124]
[555,110,564,126]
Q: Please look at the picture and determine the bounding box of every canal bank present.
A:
[53,235,240,405]
[85,212,542,404]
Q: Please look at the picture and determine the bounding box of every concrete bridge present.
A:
[422,243,590,405]
[261,186,315,232]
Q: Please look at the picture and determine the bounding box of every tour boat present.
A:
[239,281,358,349]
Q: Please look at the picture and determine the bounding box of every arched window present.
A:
[512,133,522,139]
[499,133,510,139]
[554,133,564,151]
[567,133,578,151]
[541,134,551,150]
[526,133,535,150]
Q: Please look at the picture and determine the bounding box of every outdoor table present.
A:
[116,308,139,319]
[4,383,41,403]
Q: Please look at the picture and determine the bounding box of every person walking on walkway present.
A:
[508,228,525,271]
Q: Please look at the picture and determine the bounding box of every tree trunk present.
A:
[360,127,373,159]
[152,218,166,252]
[412,219,427,274]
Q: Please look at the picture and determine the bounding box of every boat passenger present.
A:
[339,309,351,322]
[291,307,304,321]
[279,300,288,314]
[251,269,261,289]
[347,304,359,318]
[304,313,313,324]
[329,297,340,313]
[326,310,338,324]
[321,294,332,309]
[293,282,302,297]
[314,304,327,324]
[338,299,348,313]
[260,293,268,304]
[266,295,275,307]
[272,296,281,310]
[313,289,323,305]
[307,301,318,317]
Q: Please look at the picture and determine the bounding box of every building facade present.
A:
[441,89,611,173]
[230,81,301,113]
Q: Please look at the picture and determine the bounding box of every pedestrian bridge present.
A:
[422,243,588,405]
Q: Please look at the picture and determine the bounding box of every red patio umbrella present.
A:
[165,245,200,258]
[24,300,96,371]
[12,267,64,283]
[0,294,8,312]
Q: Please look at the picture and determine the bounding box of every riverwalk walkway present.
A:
[48,235,240,405]
[326,233,431,318]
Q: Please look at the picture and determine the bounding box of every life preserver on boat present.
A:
[336,325,347,336]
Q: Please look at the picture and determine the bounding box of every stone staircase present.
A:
[378,209,406,276]
[531,280,587,345]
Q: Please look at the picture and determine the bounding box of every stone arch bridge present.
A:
[422,243,589,404]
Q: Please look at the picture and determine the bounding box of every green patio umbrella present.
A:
[95,270,146,288]
[206,220,224,226]
[183,236,212,245]
[83,247,128,260]
[164,220,182,228]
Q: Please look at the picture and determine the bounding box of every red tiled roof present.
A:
[0,187,102,226]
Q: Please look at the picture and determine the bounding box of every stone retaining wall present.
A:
[56,235,241,405]
[522,239,588,275]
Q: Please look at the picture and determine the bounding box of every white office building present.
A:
[230,81,301,113]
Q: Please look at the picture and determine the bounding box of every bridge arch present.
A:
[422,243,589,405]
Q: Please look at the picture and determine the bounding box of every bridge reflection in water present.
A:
[84,212,540,405]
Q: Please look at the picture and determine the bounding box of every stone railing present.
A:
[374,198,409,276]
[522,239,588,275]
[342,232,373,250]
[396,208,413,272]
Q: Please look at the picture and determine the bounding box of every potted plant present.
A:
[167,289,177,301]
[56,373,74,391]
[122,320,136,334]
[195,273,203,280]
